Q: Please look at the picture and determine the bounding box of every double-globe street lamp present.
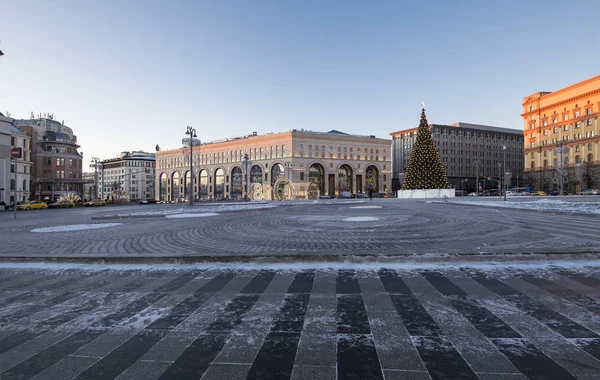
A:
[184,126,198,206]
[91,157,100,199]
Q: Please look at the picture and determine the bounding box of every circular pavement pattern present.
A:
[4,200,600,256]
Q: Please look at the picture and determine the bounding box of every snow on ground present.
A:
[344,216,379,222]
[31,223,122,233]
[448,198,600,214]
[350,206,382,209]
[166,212,219,219]
[1,260,600,272]
[113,199,364,217]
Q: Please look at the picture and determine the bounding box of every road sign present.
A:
[11,147,22,159]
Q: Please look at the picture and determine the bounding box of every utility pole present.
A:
[474,159,481,195]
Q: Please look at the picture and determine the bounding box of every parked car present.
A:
[17,201,48,210]
[49,200,75,208]
[355,192,366,198]
[531,191,547,196]
[138,198,158,204]
[85,199,106,207]
[580,189,600,195]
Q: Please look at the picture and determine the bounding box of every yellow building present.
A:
[522,75,600,193]
[156,129,391,201]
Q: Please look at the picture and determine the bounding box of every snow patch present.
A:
[344,217,379,222]
[165,213,219,219]
[449,199,600,214]
[349,206,382,209]
[31,223,122,233]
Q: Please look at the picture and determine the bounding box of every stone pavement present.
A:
[1,264,600,379]
[0,200,599,260]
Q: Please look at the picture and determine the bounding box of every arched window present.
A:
[588,154,594,163]
[530,161,535,169]
[543,159,548,168]
[576,155,581,164]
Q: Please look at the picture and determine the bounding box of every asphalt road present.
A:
[0,198,599,259]
[1,264,600,379]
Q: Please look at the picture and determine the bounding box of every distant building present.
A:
[0,112,13,204]
[0,113,33,204]
[14,116,86,201]
[10,124,33,203]
[522,75,600,193]
[391,123,524,193]
[100,151,156,201]
[155,129,391,201]
[82,172,96,200]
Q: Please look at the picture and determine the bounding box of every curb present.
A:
[1,252,599,265]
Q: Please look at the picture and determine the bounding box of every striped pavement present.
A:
[1,265,600,379]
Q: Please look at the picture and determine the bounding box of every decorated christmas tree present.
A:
[403,105,451,189]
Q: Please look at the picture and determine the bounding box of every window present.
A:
[588,153,594,162]
[588,119,593,126]
[530,105,534,111]
[575,111,580,117]
[564,114,569,121]
[587,108,593,115]
[300,144,303,149]
[530,161,535,169]
[530,152,535,158]
[300,172,304,181]
[530,123,535,129]
[543,120,547,126]
[553,117,558,123]
[564,125,569,131]
[575,145,580,152]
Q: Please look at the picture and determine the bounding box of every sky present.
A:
[1,0,599,170]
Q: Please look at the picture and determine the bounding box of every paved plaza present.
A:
[0,199,600,259]
[1,264,600,379]
[2,199,600,379]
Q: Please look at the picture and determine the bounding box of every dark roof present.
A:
[327,130,350,135]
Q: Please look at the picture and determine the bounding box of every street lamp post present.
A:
[502,146,507,201]
[185,126,197,206]
[91,157,100,199]
[473,159,481,195]
[284,161,293,180]
[243,154,249,201]
[554,139,569,196]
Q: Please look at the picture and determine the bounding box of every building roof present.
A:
[391,122,522,136]
[445,122,523,135]
[10,124,28,136]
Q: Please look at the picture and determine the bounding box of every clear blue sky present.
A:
[1,0,599,169]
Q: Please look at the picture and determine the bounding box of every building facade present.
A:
[522,75,600,193]
[0,113,13,205]
[14,116,86,201]
[155,129,391,201]
[99,151,156,202]
[391,123,524,193]
[10,124,33,203]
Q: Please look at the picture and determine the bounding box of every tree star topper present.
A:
[421,101,426,109]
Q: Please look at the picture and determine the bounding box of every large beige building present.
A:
[522,75,600,193]
[155,129,391,201]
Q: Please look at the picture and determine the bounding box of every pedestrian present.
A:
[369,188,373,201]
